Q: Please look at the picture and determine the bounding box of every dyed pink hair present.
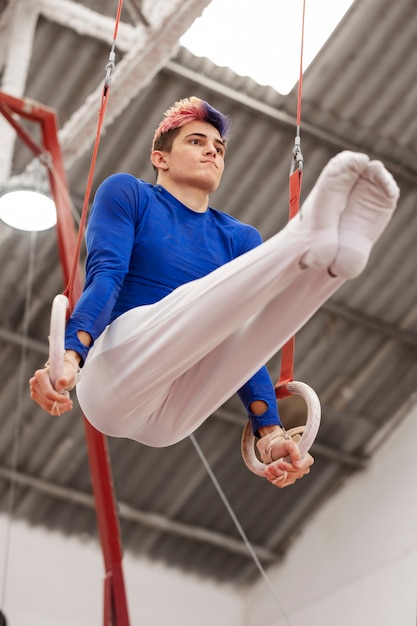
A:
[152,96,231,150]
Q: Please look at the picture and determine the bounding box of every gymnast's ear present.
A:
[150,150,169,172]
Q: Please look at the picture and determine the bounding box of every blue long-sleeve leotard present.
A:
[65,173,281,433]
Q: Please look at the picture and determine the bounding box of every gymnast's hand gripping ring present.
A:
[241,381,321,477]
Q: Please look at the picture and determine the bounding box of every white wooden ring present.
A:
[241,381,321,477]
[48,294,69,389]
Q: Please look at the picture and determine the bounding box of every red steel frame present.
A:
[0,91,130,625]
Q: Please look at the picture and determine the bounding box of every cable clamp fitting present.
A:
[290,136,304,174]
[104,48,116,87]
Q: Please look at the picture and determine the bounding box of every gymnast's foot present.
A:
[329,159,400,279]
[297,151,370,270]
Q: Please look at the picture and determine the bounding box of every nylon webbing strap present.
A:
[276,170,302,399]
[276,0,306,399]
[289,168,302,219]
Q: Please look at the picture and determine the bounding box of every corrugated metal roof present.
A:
[1,0,417,590]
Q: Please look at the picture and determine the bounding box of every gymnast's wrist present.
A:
[64,350,82,368]
[64,328,92,366]
[44,350,81,374]
[258,425,286,439]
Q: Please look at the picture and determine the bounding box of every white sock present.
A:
[298,151,370,270]
[329,160,400,279]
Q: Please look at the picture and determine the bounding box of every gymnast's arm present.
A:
[29,174,139,412]
[234,231,314,485]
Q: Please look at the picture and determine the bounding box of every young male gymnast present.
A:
[29,97,400,488]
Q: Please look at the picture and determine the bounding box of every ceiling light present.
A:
[0,159,57,232]
[0,187,57,232]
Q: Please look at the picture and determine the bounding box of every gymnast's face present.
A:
[151,120,226,195]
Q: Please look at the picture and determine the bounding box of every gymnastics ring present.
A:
[48,293,69,389]
[241,381,321,477]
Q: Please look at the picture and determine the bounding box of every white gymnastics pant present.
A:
[76,215,345,447]
[75,152,399,447]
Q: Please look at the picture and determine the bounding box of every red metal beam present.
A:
[0,91,130,625]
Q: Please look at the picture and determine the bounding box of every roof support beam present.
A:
[11,0,415,186]
[165,59,417,184]
[0,464,277,563]
[34,0,213,171]
[324,300,417,348]
[0,1,40,181]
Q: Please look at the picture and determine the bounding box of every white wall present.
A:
[244,400,417,626]
[2,401,417,626]
[0,516,242,625]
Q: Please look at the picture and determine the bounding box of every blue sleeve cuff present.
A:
[64,324,91,366]
[237,366,282,435]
